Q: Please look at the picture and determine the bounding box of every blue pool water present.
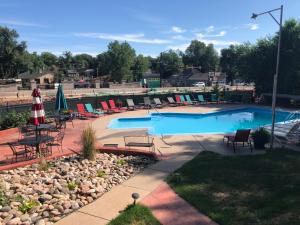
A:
[108,107,295,135]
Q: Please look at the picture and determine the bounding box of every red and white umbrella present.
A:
[30,87,45,125]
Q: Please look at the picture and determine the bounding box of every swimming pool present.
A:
[108,107,296,135]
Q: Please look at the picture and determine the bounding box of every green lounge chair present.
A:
[85,103,103,115]
[197,95,206,104]
[211,94,219,103]
[185,95,197,105]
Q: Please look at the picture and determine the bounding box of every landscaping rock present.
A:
[0,153,154,224]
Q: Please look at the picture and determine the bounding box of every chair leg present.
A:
[249,141,253,152]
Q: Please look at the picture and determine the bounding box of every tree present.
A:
[132,55,150,81]
[183,40,219,72]
[220,45,237,83]
[40,52,58,69]
[27,52,45,74]
[96,52,110,76]
[157,50,183,78]
[220,44,252,84]
[223,19,300,95]
[106,41,136,83]
[73,54,94,70]
[0,26,27,78]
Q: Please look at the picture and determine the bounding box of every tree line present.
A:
[1,19,300,95]
[0,26,219,83]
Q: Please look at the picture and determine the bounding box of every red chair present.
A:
[109,99,127,112]
[101,101,119,113]
[223,129,252,152]
[175,95,186,105]
[76,103,96,117]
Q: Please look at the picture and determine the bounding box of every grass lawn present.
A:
[108,204,161,225]
[167,149,300,225]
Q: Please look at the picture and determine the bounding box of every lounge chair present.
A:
[126,99,136,110]
[101,101,119,113]
[85,103,103,115]
[211,94,219,103]
[143,97,153,109]
[265,121,300,145]
[153,98,164,108]
[197,95,207,104]
[175,95,187,105]
[185,95,197,105]
[223,129,252,152]
[108,99,127,112]
[77,103,97,117]
[167,97,178,107]
[124,136,155,152]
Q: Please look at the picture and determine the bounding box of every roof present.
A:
[143,72,160,79]
[67,70,78,74]
[188,73,210,81]
[211,72,226,81]
[18,71,54,79]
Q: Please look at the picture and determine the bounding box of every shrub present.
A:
[38,157,50,171]
[18,199,40,214]
[0,110,30,130]
[0,180,9,207]
[252,128,271,149]
[81,125,97,160]
[116,159,127,166]
[96,170,106,178]
[67,181,77,191]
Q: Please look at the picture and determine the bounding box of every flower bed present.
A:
[0,153,155,224]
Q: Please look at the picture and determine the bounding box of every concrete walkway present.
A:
[141,182,218,225]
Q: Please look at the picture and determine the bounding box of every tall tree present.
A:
[106,41,136,83]
[40,52,58,69]
[73,54,94,70]
[132,55,150,81]
[183,40,219,72]
[0,26,27,78]
[157,50,183,78]
[96,52,110,76]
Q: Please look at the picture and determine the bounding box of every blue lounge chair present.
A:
[197,95,207,104]
[211,94,219,103]
[85,103,103,115]
[185,95,197,105]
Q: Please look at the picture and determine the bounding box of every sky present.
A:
[0,0,299,57]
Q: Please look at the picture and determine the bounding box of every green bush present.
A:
[116,159,127,166]
[96,170,106,178]
[81,125,97,160]
[18,199,40,214]
[67,181,77,190]
[0,180,9,207]
[0,110,30,130]
[252,128,271,149]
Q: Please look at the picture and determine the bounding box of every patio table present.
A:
[18,135,54,156]
[26,124,56,132]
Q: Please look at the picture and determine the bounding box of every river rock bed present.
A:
[0,153,155,225]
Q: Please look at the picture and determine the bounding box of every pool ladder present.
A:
[147,107,172,146]
[283,111,300,123]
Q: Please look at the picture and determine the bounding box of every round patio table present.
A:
[18,135,54,156]
[26,124,56,132]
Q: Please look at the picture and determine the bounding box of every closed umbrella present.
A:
[30,87,45,126]
[55,84,68,113]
